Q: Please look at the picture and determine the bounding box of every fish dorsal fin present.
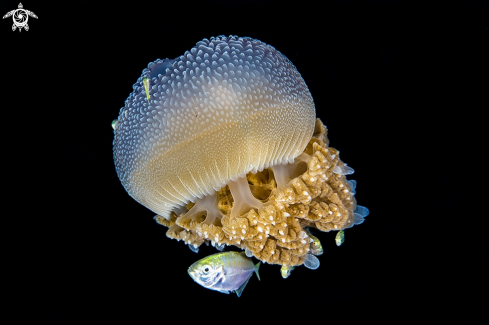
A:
[234,274,251,297]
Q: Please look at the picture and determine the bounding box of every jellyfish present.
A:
[113,36,368,268]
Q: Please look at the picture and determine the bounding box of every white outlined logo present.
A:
[3,3,37,32]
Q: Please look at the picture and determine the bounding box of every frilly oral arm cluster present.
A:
[155,119,364,267]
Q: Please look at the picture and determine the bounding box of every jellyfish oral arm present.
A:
[271,153,311,189]
[227,176,264,219]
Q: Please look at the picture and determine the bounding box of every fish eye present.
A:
[201,265,211,274]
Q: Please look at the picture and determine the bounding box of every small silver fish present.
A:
[142,77,150,103]
[304,228,323,255]
[280,265,295,279]
[335,230,345,246]
[188,251,260,297]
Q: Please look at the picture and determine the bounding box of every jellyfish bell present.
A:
[114,36,315,216]
[113,36,367,269]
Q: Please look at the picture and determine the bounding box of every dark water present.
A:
[2,0,487,323]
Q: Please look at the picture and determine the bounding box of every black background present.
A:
[2,0,488,324]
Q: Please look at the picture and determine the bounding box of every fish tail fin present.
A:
[255,262,261,281]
